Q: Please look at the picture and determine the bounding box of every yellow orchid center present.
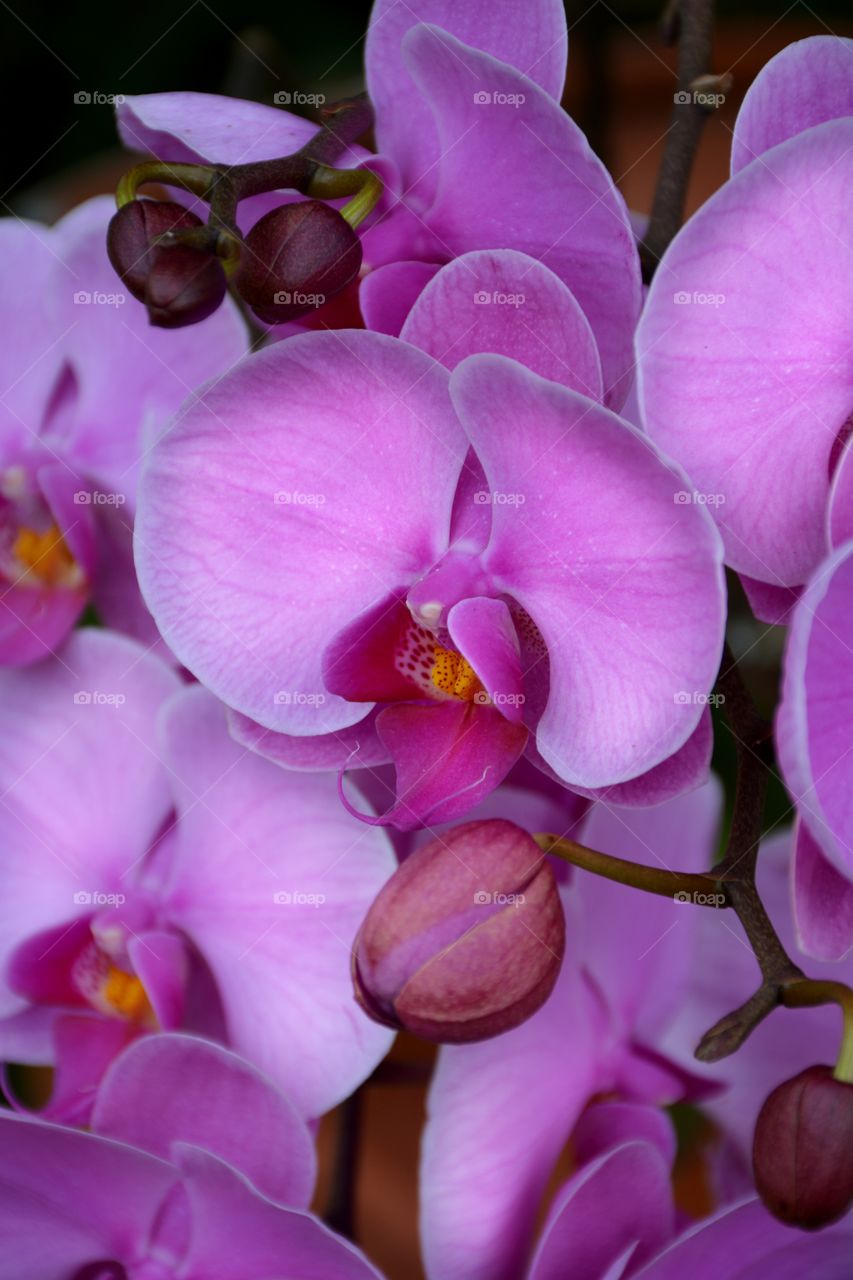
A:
[101,965,157,1025]
[430,643,483,702]
[12,523,81,588]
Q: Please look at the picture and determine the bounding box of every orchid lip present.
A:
[0,470,85,590]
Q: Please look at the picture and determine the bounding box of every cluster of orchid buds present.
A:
[107,95,381,327]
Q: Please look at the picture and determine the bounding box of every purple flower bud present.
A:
[107,199,226,329]
[235,199,362,325]
[753,1064,853,1229]
[352,819,565,1044]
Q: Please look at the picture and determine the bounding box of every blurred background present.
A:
[2,2,851,1276]
[3,1,851,222]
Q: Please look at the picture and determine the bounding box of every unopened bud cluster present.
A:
[108,192,363,329]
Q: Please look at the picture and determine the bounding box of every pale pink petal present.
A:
[135,330,468,734]
[0,630,180,1019]
[421,950,606,1280]
[573,711,713,807]
[366,0,567,205]
[228,706,390,771]
[450,354,725,788]
[359,260,441,335]
[792,820,853,960]
[92,1033,316,1207]
[828,433,853,547]
[777,539,853,882]
[159,686,397,1115]
[528,1142,674,1280]
[637,120,853,588]
[405,27,641,405]
[400,249,604,402]
[731,37,853,174]
[739,574,801,626]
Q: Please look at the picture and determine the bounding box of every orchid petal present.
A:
[777,539,853,882]
[792,820,853,960]
[633,1197,853,1280]
[731,37,853,174]
[159,685,396,1115]
[135,330,467,734]
[450,354,725,788]
[0,630,179,1019]
[637,119,853,587]
[360,260,441,335]
[420,944,605,1280]
[528,1141,674,1280]
[0,1112,172,1275]
[92,1033,316,1207]
[50,196,248,501]
[574,710,713,807]
[366,1,567,204]
[405,27,641,405]
[829,433,853,547]
[367,699,527,830]
[400,249,603,401]
[738,574,801,627]
[175,1145,385,1278]
[228,706,389,772]
[447,596,524,722]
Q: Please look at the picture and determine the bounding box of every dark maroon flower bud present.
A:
[753,1064,853,1229]
[107,199,226,329]
[235,199,362,325]
[352,819,565,1044]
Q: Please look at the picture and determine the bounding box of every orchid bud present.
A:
[235,199,362,325]
[107,199,226,328]
[753,1064,853,1228]
[352,819,565,1044]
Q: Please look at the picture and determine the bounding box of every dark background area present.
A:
[3,1,852,218]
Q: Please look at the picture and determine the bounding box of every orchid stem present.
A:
[115,161,218,208]
[639,0,719,280]
[307,165,383,228]
[534,833,727,906]
[782,980,853,1084]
